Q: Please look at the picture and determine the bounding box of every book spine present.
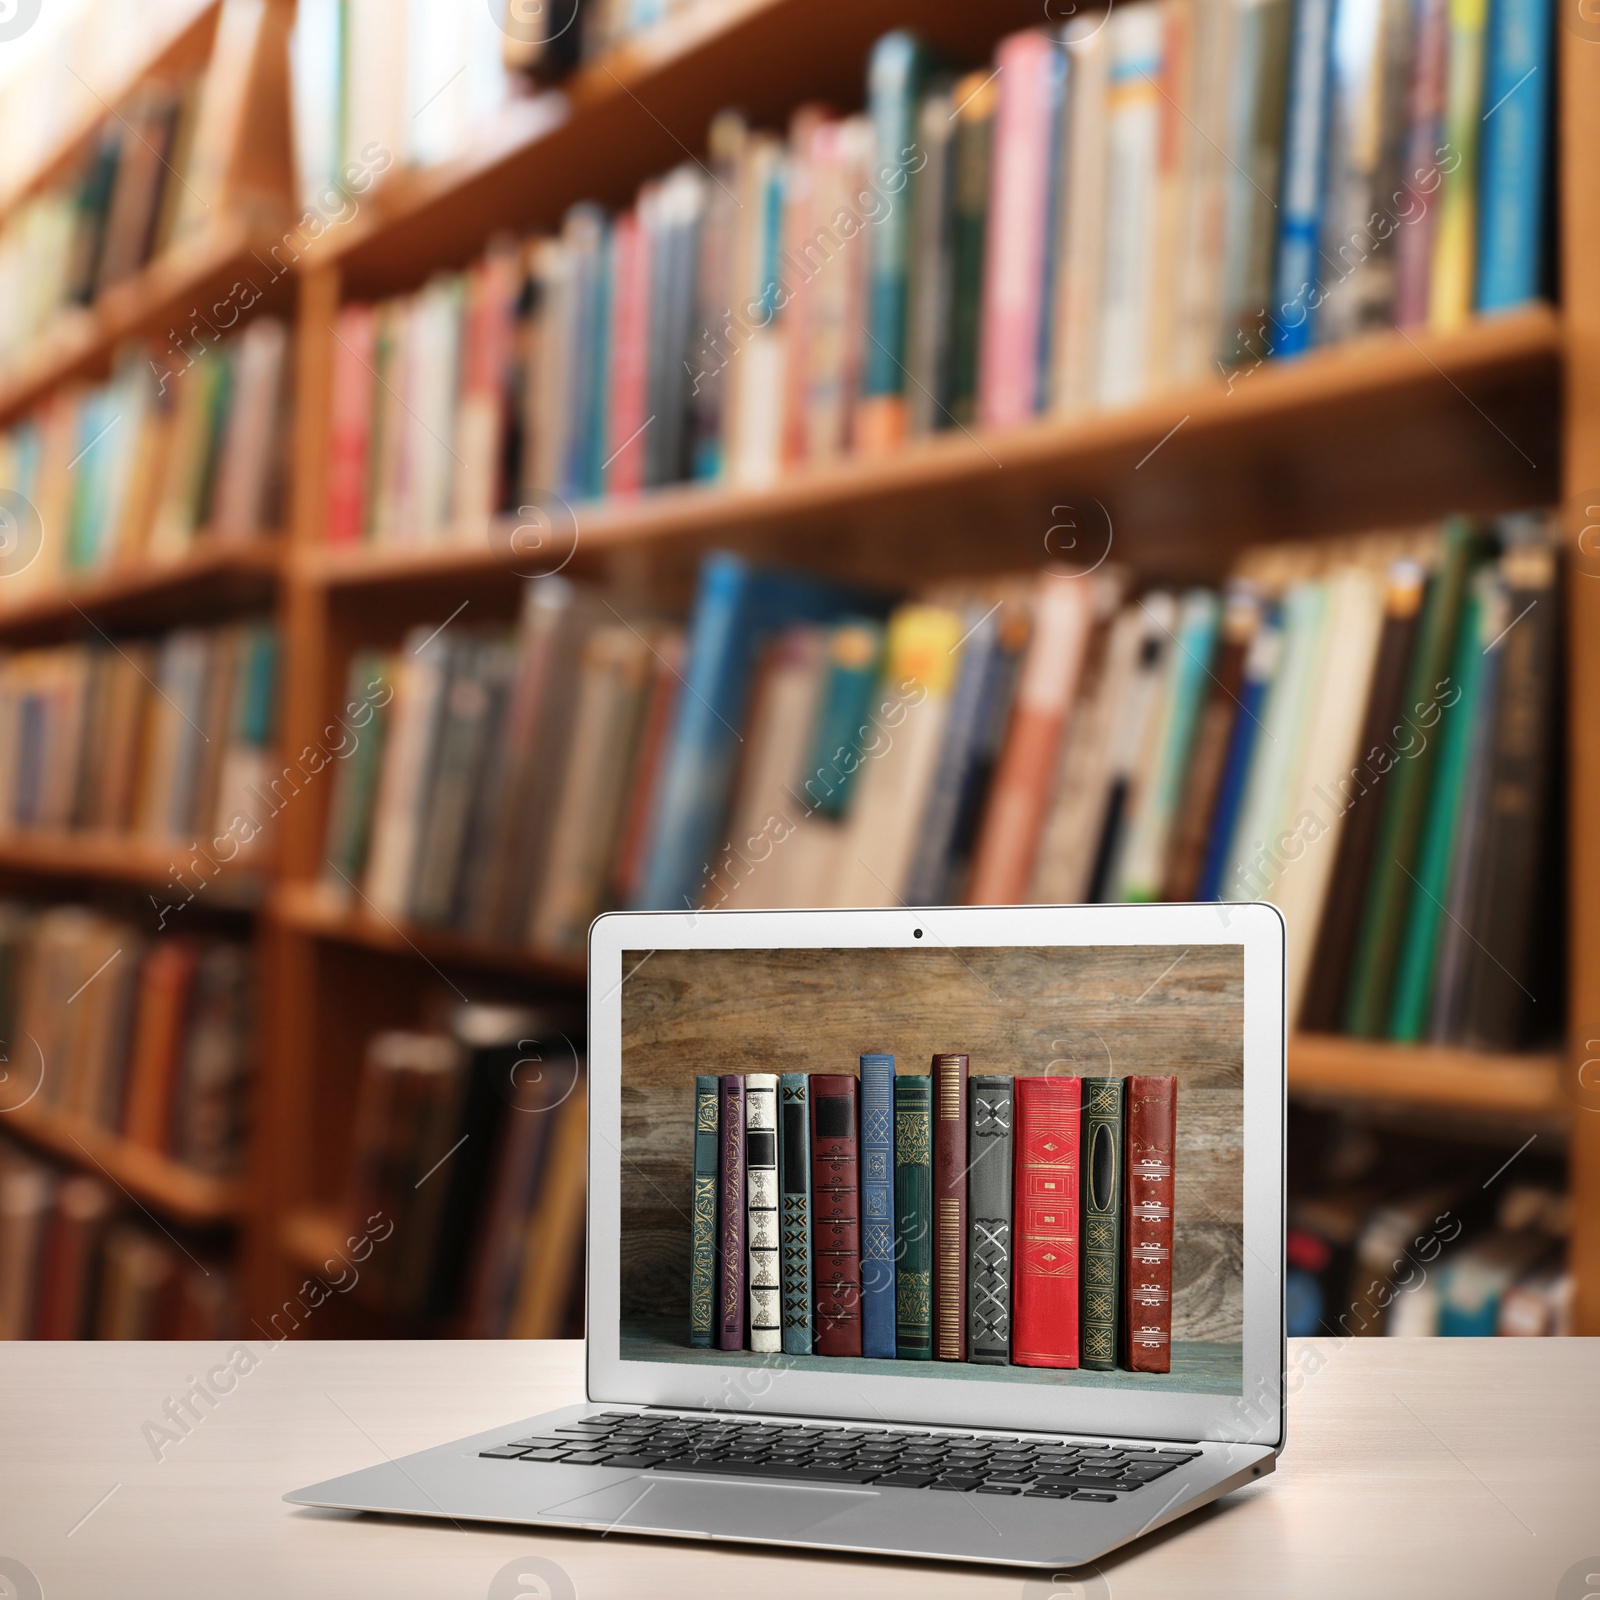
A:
[893,1072,933,1359]
[931,1052,969,1361]
[1012,1074,1082,1368]
[689,1074,719,1347]
[858,1053,897,1358]
[810,1073,862,1356]
[967,1074,1014,1365]
[1080,1076,1125,1371]
[717,1074,747,1350]
[1122,1075,1176,1373]
[1474,0,1552,310]
[1270,0,1336,354]
[1393,0,1450,324]
[1427,0,1490,331]
[778,1073,814,1355]
[745,1073,780,1353]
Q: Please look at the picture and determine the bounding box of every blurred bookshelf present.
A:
[0,0,1594,1344]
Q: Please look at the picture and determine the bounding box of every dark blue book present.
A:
[777,1073,813,1355]
[859,1053,897,1358]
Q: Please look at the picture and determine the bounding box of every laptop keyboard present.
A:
[479,1413,1203,1499]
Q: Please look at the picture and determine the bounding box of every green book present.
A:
[1080,1076,1125,1372]
[689,1074,720,1348]
[321,649,392,890]
[893,1073,933,1359]
[1343,521,1486,1036]
[942,68,996,428]
[796,619,883,819]
[1387,580,1488,1040]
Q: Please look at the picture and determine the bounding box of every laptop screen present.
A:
[616,942,1244,1403]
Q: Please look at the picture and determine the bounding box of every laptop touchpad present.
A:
[539,1474,878,1539]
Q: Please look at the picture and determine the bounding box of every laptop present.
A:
[287,902,1286,1569]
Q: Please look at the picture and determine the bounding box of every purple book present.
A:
[718,1074,747,1349]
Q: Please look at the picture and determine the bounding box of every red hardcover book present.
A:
[931,1052,969,1361]
[603,205,652,497]
[324,302,378,544]
[810,1073,861,1356]
[1012,1074,1082,1368]
[1122,1074,1176,1372]
[718,1075,747,1350]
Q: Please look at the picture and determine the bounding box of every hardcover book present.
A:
[858,1053,897,1358]
[893,1073,933,1359]
[717,1074,747,1351]
[1080,1076,1126,1371]
[967,1074,1014,1365]
[1122,1075,1176,1373]
[810,1074,862,1357]
[778,1073,814,1355]
[931,1052,969,1361]
[746,1073,781,1353]
[1013,1074,1082,1368]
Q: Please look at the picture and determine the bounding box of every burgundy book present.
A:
[1011,1074,1082,1368]
[931,1052,969,1361]
[810,1073,862,1356]
[717,1075,747,1350]
[1122,1074,1177,1373]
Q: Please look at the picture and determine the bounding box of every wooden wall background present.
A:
[619,944,1244,1343]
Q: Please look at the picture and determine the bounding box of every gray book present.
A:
[967,1074,1014,1365]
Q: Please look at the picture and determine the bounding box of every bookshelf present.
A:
[0,0,1592,1340]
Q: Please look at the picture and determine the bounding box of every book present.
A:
[858,1052,897,1359]
[745,1073,781,1353]
[795,618,883,820]
[944,69,997,427]
[1079,1075,1126,1371]
[717,1074,747,1351]
[1474,0,1553,311]
[810,1072,862,1357]
[506,1067,589,1340]
[931,1051,969,1362]
[1394,0,1451,325]
[1122,1074,1176,1372]
[967,1073,1014,1365]
[689,1074,720,1348]
[778,1072,814,1356]
[1428,0,1490,331]
[1012,1074,1082,1369]
[892,1071,933,1359]
[904,79,957,435]
[33,1174,112,1340]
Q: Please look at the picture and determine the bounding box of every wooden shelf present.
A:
[0,831,271,908]
[1289,1034,1565,1119]
[0,217,288,427]
[0,542,281,644]
[0,1099,243,1226]
[272,881,587,985]
[300,306,1563,595]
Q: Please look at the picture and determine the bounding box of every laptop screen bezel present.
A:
[585,902,1286,1448]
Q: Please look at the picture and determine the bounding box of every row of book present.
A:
[319,3,1553,542]
[0,904,254,1176]
[0,318,289,601]
[322,516,1558,1052]
[337,1008,587,1336]
[0,67,214,372]
[0,621,278,850]
[0,1137,236,1340]
[690,1060,1177,1373]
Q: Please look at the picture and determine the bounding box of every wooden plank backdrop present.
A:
[620,944,1244,1343]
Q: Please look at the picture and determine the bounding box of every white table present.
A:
[0,1337,1595,1599]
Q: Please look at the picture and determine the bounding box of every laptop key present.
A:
[603,1454,668,1469]
[875,1472,938,1488]
[663,1461,881,1484]
[1077,1492,1118,1503]
[1025,1489,1076,1499]
[516,1450,571,1463]
[479,1446,530,1459]
[507,1437,568,1449]
[977,1486,1020,1496]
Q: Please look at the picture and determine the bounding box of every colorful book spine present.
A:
[931,1052,969,1361]
[689,1074,719,1348]
[717,1074,747,1350]
[893,1072,933,1359]
[745,1073,780,1353]
[1079,1076,1125,1371]
[778,1072,814,1355]
[810,1073,862,1357]
[1428,0,1489,331]
[967,1074,1014,1365]
[1122,1074,1176,1373]
[1270,0,1336,354]
[1012,1074,1082,1369]
[858,1053,897,1358]
[1474,0,1552,311]
[795,618,884,818]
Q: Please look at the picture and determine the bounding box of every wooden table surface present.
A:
[0,1336,1595,1599]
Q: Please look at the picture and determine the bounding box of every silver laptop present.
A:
[287,903,1286,1570]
